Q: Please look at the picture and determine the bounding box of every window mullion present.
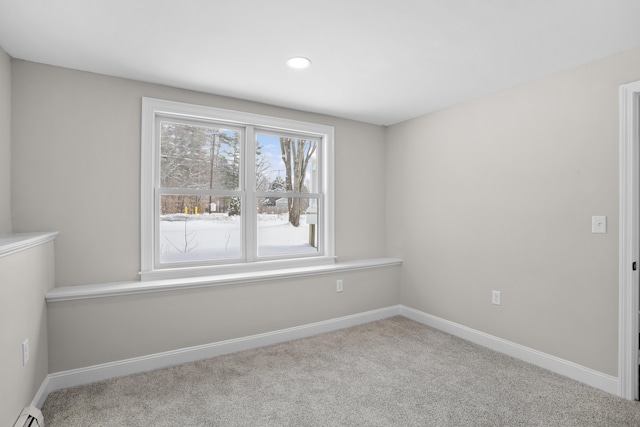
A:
[159,188,242,197]
[245,126,257,262]
[254,191,321,198]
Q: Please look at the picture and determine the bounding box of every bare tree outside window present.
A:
[279,137,316,227]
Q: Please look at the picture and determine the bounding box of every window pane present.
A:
[159,195,241,263]
[256,197,319,257]
[256,133,317,193]
[160,122,240,191]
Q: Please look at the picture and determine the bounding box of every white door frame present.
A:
[619,80,640,400]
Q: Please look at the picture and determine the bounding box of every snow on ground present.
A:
[159,213,317,263]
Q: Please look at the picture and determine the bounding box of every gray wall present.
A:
[0,46,10,234]
[0,45,53,427]
[386,47,640,376]
[10,61,399,372]
[0,242,55,426]
[11,60,388,286]
[10,46,640,381]
[48,266,399,372]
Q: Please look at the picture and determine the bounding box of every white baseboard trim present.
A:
[40,305,401,402]
[31,375,51,409]
[400,305,619,396]
[32,304,619,409]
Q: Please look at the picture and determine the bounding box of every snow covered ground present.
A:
[159,213,317,264]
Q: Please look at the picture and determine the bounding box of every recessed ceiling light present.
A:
[286,57,311,69]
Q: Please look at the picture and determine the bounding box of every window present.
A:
[141,98,335,280]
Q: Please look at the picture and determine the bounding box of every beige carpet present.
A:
[42,316,640,426]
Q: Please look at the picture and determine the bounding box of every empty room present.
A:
[2,0,640,425]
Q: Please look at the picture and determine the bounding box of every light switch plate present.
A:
[592,216,607,234]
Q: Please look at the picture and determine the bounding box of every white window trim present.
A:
[140,97,335,281]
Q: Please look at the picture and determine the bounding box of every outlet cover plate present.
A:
[22,339,29,366]
[492,290,501,306]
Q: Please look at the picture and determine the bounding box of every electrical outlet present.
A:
[22,339,29,366]
[492,290,501,306]
[336,279,343,293]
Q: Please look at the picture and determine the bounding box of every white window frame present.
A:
[140,98,335,281]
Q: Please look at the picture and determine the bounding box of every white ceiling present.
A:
[0,0,639,126]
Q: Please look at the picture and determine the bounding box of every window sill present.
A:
[0,231,58,258]
[46,257,402,302]
[140,256,339,282]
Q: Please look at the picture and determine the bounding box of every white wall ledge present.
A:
[46,257,402,302]
[0,232,58,258]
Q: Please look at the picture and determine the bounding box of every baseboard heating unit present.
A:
[13,406,44,427]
